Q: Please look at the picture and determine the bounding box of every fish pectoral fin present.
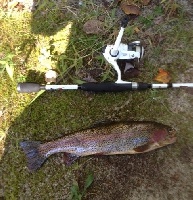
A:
[63,153,80,166]
[133,143,151,153]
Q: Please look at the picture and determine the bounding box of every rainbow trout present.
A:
[20,121,176,172]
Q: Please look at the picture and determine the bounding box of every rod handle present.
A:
[80,82,133,92]
[17,83,45,93]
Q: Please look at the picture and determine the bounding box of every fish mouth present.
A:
[160,135,177,146]
[168,136,177,144]
[165,127,177,144]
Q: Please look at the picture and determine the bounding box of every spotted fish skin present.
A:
[20,121,176,172]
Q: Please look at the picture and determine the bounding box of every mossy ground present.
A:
[0,0,193,199]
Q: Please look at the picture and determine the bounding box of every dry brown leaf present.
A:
[154,68,171,83]
[134,26,140,33]
[142,0,151,6]
[120,2,140,15]
[83,19,103,35]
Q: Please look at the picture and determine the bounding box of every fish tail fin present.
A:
[20,141,46,172]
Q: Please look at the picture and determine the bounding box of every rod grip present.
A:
[17,83,44,93]
[80,82,133,92]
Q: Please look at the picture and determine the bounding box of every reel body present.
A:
[102,16,144,83]
[103,41,144,83]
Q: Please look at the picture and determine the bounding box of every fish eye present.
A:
[168,128,173,132]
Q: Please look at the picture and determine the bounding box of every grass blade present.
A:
[83,174,94,193]
[5,63,14,81]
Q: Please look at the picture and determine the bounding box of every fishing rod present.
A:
[17,16,193,93]
[17,82,193,93]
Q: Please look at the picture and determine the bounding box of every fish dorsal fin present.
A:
[133,143,151,153]
[62,153,80,166]
[90,120,116,128]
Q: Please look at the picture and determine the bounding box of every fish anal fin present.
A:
[63,153,79,166]
[133,143,151,153]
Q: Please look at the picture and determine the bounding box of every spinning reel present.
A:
[102,16,144,83]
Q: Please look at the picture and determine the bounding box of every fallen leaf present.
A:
[154,68,171,83]
[83,19,103,34]
[134,26,140,33]
[142,0,151,6]
[120,2,140,15]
